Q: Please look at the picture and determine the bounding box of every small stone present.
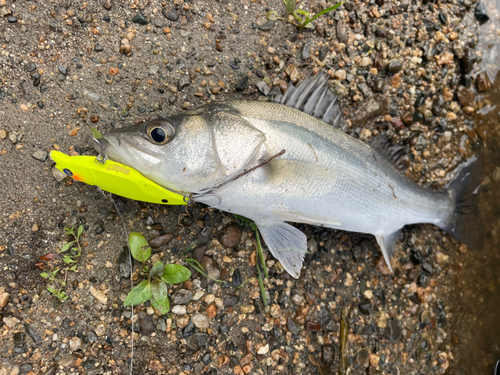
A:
[31,224,39,232]
[200,256,220,281]
[84,91,101,102]
[172,289,193,305]
[69,336,82,351]
[172,305,187,315]
[386,60,403,73]
[132,13,148,25]
[178,76,190,91]
[336,20,348,43]
[56,355,75,367]
[256,81,270,96]
[220,224,242,248]
[0,292,10,308]
[192,313,210,329]
[197,226,212,245]
[24,324,41,345]
[90,286,108,304]
[94,322,106,336]
[25,62,37,72]
[149,233,174,248]
[58,65,68,75]
[8,16,17,23]
[140,315,156,335]
[163,9,179,21]
[474,1,489,23]
[457,86,474,107]
[3,316,20,328]
[206,304,217,319]
[383,319,402,341]
[258,21,275,31]
[120,38,132,55]
[0,129,7,139]
[236,76,248,91]
[103,0,112,10]
[87,331,98,342]
[358,301,370,315]
[351,94,388,124]
[369,353,380,367]
[257,344,269,355]
[375,311,389,328]
[32,150,47,161]
[475,72,492,92]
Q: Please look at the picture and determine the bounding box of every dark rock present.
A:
[358,83,371,98]
[94,45,104,52]
[474,1,489,23]
[149,233,174,248]
[358,301,371,315]
[201,353,211,364]
[301,44,310,61]
[457,86,474,106]
[229,61,240,70]
[220,224,242,248]
[287,318,300,335]
[460,48,475,75]
[186,333,209,350]
[24,324,42,345]
[58,65,68,75]
[103,0,112,10]
[323,346,335,364]
[383,319,402,341]
[183,320,196,337]
[258,21,275,31]
[140,315,156,335]
[353,348,369,368]
[25,62,37,72]
[386,60,403,74]
[223,295,238,306]
[200,256,220,280]
[236,76,248,91]
[13,332,25,347]
[417,272,430,287]
[172,289,193,305]
[305,321,321,332]
[351,94,389,124]
[132,13,148,25]
[19,363,33,373]
[197,226,211,245]
[318,46,328,62]
[410,250,422,265]
[231,269,242,287]
[439,11,448,25]
[87,331,98,342]
[8,16,18,23]
[116,246,132,278]
[422,262,433,274]
[163,9,179,21]
[476,72,492,92]
[178,76,190,91]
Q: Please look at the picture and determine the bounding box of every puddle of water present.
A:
[450,1,500,373]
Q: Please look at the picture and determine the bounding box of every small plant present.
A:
[124,232,191,314]
[283,0,342,30]
[234,215,269,307]
[40,225,84,302]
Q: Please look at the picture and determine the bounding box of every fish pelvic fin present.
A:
[375,229,402,272]
[256,220,307,279]
[440,155,484,251]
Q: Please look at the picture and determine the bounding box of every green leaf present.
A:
[149,261,165,278]
[299,2,343,30]
[123,280,152,307]
[285,0,296,14]
[185,259,225,283]
[267,10,279,21]
[63,256,76,264]
[161,264,191,284]
[64,227,75,236]
[77,225,84,238]
[69,264,78,271]
[40,272,49,278]
[60,241,74,252]
[129,232,151,263]
[89,126,103,140]
[150,280,170,314]
[257,266,268,307]
[296,9,309,16]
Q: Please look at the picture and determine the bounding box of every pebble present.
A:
[0,129,6,139]
[69,336,82,351]
[84,91,101,102]
[383,319,402,341]
[336,21,348,43]
[172,289,193,305]
[178,76,190,91]
[120,38,132,55]
[90,286,108,305]
[94,45,104,52]
[0,292,10,308]
[386,60,403,74]
[56,355,75,367]
[475,72,492,92]
[220,224,242,248]
[32,150,47,161]
[200,256,220,280]
[3,316,20,328]
[58,65,68,75]
[255,81,270,96]
[103,0,112,10]
[149,233,174,248]
[474,1,489,23]
[192,313,210,329]
[351,94,388,124]
[8,16,17,23]
[186,333,208,350]
[236,76,249,91]
[172,305,187,315]
[140,315,156,335]
[24,324,42,345]
[132,13,148,25]
[375,311,389,328]
[258,21,275,31]
[87,331,98,342]
[163,9,179,22]
[94,322,106,336]
[457,86,474,106]
[116,246,131,278]
[196,226,211,245]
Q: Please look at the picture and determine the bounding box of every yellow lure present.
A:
[50,150,187,206]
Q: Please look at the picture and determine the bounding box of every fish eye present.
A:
[146,120,175,145]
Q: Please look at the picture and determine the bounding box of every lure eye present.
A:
[146,120,175,145]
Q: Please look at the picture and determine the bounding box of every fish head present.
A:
[97,115,227,194]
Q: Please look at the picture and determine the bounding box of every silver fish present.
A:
[96,74,482,278]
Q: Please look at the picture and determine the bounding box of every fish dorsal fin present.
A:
[271,72,344,128]
[375,229,402,272]
[369,133,410,173]
[256,220,307,279]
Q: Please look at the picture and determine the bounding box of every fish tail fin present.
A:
[440,155,484,250]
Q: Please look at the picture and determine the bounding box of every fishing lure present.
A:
[50,150,187,206]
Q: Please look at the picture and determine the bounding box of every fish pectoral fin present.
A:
[375,229,402,272]
[256,220,307,279]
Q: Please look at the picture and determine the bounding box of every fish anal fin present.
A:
[369,133,410,173]
[375,229,402,272]
[256,220,307,279]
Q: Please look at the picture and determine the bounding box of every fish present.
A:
[95,73,483,278]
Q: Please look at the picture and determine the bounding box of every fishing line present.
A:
[97,187,135,375]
